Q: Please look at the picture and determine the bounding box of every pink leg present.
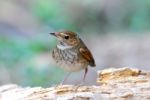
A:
[60,72,71,85]
[83,67,88,82]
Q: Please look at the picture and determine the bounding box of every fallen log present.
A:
[0,67,150,100]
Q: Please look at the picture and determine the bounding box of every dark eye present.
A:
[64,36,69,39]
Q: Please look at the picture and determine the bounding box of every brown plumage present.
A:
[50,31,95,84]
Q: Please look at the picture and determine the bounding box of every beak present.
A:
[49,32,56,36]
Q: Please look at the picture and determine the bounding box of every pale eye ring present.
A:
[64,36,69,39]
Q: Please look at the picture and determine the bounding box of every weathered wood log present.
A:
[0,67,150,100]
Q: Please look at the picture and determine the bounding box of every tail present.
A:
[89,59,96,67]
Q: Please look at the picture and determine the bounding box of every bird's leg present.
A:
[83,67,88,82]
[60,72,71,85]
[76,67,88,85]
[55,72,71,89]
[75,68,88,85]
[79,67,88,85]
[74,68,88,91]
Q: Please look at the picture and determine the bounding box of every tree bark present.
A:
[0,67,150,100]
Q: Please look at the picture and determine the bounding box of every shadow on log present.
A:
[0,67,150,100]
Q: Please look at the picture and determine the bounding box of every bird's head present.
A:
[50,31,80,49]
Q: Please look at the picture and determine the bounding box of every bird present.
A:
[49,31,96,84]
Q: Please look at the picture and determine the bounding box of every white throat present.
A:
[57,42,73,50]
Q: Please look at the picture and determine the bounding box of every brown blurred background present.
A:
[0,0,150,87]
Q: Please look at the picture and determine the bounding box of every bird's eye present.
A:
[64,36,69,39]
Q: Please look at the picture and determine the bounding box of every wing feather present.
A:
[79,48,96,67]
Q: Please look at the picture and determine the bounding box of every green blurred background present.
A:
[0,0,150,87]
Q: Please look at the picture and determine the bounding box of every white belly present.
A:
[57,61,88,72]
